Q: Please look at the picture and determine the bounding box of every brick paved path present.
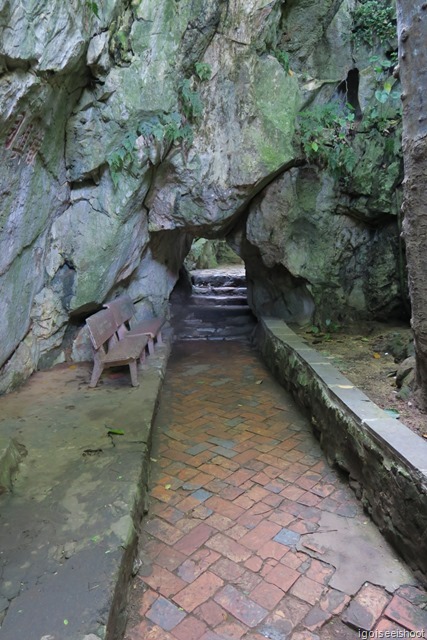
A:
[125,342,427,640]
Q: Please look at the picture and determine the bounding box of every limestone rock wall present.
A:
[233,0,405,326]
[0,0,405,391]
[242,166,403,325]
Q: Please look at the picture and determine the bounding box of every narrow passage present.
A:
[125,342,427,640]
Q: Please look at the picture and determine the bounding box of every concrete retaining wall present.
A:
[256,317,427,585]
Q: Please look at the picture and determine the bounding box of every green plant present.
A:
[137,116,167,142]
[86,1,100,18]
[299,103,357,178]
[107,113,194,188]
[108,132,137,188]
[178,79,203,121]
[307,320,341,342]
[107,68,207,188]
[374,77,399,105]
[361,56,401,134]
[369,56,400,105]
[159,113,194,145]
[352,0,396,47]
[271,49,291,74]
[325,319,341,333]
[194,62,212,82]
[369,55,396,74]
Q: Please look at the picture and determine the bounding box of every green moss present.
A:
[258,138,289,172]
[244,57,300,175]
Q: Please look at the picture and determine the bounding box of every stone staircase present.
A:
[172,266,257,342]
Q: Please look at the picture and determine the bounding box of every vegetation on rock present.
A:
[298,103,357,180]
[352,0,397,47]
[107,62,211,187]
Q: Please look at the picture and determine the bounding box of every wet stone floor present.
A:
[125,342,427,640]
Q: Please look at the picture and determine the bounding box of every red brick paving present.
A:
[342,583,390,631]
[125,342,427,640]
[383,594,427,631]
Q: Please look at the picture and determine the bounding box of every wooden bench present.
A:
[103,296,165,355]
[85,308,148,388]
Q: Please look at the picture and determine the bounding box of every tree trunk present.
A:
[396,1,427,410]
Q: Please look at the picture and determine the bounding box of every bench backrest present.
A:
[86,308,117,350]
[104,295,134,327]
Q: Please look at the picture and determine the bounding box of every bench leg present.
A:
[147,338,155,355]
[129,361,139,387]
[89,360,104,388]
[118,325,128,340]
[157,331,163,346]
[139,349,146,365]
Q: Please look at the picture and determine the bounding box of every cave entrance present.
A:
[170,238,257,342]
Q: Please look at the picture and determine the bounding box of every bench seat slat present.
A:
[129,318,165,339]
[101,335,148,364]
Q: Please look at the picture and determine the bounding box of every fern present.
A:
[352,0,396,47]
[108,112,195,187]
[194,62,212,82]
[299,103,357,178]
[271,49,291,74]
[179,79,203,121]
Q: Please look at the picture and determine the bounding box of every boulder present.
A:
[396,356,416,389]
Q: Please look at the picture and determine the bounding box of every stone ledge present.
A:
[256,317,427,585]
[0,341,171,640]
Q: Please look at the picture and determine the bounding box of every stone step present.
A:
[182,314,254,327]
[174,314,256,334]
[191,273,246,288]
[175,323,255,341]
[192,286,248,296]
[191,295,248,307]
[173,268,254,342]
[185,304,253,317]
[172,304,257,341]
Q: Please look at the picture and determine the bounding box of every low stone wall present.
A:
[256,317,427,585]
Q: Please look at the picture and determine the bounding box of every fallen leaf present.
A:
[384,408,400,419]
[150,458,158,462]
[107,429,125,436]
[165,484,171,490]
[337,385,354,389]
[64,620,69,626]
[373,352,381,359]
[255,379,263,385]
